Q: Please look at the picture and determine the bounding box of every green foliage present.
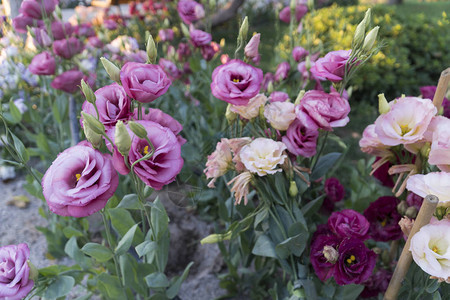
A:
[299,4,450,100]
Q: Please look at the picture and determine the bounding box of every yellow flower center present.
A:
[232,78,240,83]
[346,255,356,265]
[76,174,81,182]
[143,145,149,155]
[381,218,387,227]
[400,124,411,136]
[432,246,439,254]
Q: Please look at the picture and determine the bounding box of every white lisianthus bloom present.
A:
[264,101,296,131]
[406,172,450,204]
[374,97,437,146]
[410,220,450,281]
[230,94,267,120]
[239,138,287,176]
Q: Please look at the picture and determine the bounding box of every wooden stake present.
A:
[384,195,439,300]
[432,68,450,110]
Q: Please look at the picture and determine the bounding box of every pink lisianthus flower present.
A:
[19,0,55,19]
[230,94,267,120]
[53,37,84,59]
[51,69,84,94]
[282,111,319,157]
[374,97,437,146]
[190,27,212,48]
[29,51,55,75]
[159,28,174,42]
[427,116,450,172]
[42,142,119,217]
[292,46,309,62]
[177,0,205,24]
[406,172,450,204]
[159,58,181,80]
[359,124,390,157]
[310,50,351,83]
[275,62,290,82]
[244,33,260,60]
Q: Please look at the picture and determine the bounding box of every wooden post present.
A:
[383,195,439,300]
[432,68,450,111]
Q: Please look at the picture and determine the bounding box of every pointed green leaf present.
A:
[81,243,113,262]
[115,224,138,256]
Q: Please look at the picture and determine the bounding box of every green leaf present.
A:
[63,226,84,239]
[145,272,170,288]
[301,195,325,218]
[118,194,141,210]
[64,237,92,269]
[36,132,51,155]
[334,284,364,300]
[115,224,138,256]
[120,254,147,296]
[81,243,113,262]
[426,279,440,293]
[432,291,442,300]
[44,275,75,299]
[311,152,341,181]
[254,207,269,228]
[166,262,194,299]
[97,273,127,300]
[9,100,22,123]
[136,240,157,260]
[11,133,29,163]
[252,234,277,258]
[109,207,144,245]
[151,197,169,240]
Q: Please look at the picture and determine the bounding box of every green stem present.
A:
[310,131,329,171]
[101,210,123,287]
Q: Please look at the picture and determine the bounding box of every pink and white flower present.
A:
[264,101,296,131]
[239,138,287,176]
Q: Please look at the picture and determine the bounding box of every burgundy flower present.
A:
[269,91,289,103]
[328,209,370,240]
[335,238,377,285]
[325,177,345,203]
[282,111,319,157]
[177,42,191,61]
[372,157,395,188]
[310,50,351,83]
[275,62,290,82]
[211,59,263,106]
[364,196,402,242]
[406,192,423,211]
[51,21,74,40]
[361,269,392,298]
[53,37,84,59]
[120,62,172,103]
[190,28,212,48]
[310,234,341,282]
[81,83,131,129]
[420,85,450,118]
[177,0,205,24]
[51,70,83,94]
[298,90,350,130]
[29,51,55,75]
[200,44,216,61]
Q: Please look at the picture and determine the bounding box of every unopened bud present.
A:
[405,206,418,219]
[163,19,170,27]
[200,231,232,245]
[209,0,216,9]
[55,6,62,20]
[180,23,190,38]
[81,112,105,135]
[322,246,338,264]
[397,200,408,215]
[238,17,249,42]
[420,142,431,158]
[352,21,366,49]
[115,121,131,156]
[362,26,379,53]
[435,206,448,220]
[100,57,120,83]
[82,119,103,148]
[128,121,148,139]
[267,81,274,94]
[290,0,296,10]
[305,56,311,70]
[289,180,298,197]
[307,0,314,10]
[399,217,414,238]
[40,29,52,47]
[226,104,237,124]
[295,90,306,105]
[363,8,372,30]
[381,249,390,265]
[378,93,390,114]
[81,79,96,104]
[146,33,157,64]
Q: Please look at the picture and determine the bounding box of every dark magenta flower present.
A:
[12,14,43,33]
[177,0,205,24]
[75,23,96,38]
[211,59,263,106]
[177,43,191,61]
[328,209,370,240]
[51,21,74,40]
[51,70,84,94]
[406,192,423,211]
[420,85,450,118]
[19,0,55,19]
[310,50,351,83]
[53,37,84,59]
[29,51,55,75]
[279,4,308,23]
[325,177,345,203]
[159,28,174,42]
[334,238,377,285]
[364,196,402,242]
[275,62,290,82]
[190,28,212,48]
[361,269,392,298]
[310,233,341,282]
[372,157,395,188]
[200,44,216,61]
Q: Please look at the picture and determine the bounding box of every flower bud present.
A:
[397,200,408,215]
[128,121,148,139]
[322,245,338,264]
[81,112,105,135]
[100,57,120,83]
[362,26,379,53]
[163,19,170,27]
[352,21,366,49]
[209,0,216,9]
[435,206,448,220]
[405,206,418,219]
[244,33,260,59]
[146,33,157,64]
[290,0,296,11]
[267,81,274,94]
[294,89,306,105]
[115,121,131,156]
[238,16,249,43]
[419,142,431,158]
[226,104,237,124]
[363,8,372,30]
[289,180,298,197]
[82,119,103,148]
[399,217,414,238]
[378,93,390,114]
[307,0,314,11]
[200,231,232,245]
[181,23,190,38]
[81,79,96,104]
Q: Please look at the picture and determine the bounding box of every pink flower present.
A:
[81,83,131,129]
[75,23,96,38]
[279,4,308,23]
[428,116,450,172]
[292,46,309,62]
[104,19,118,30]
[190,28,212,48]
[269,91,289,103]
[177,0,205,24]
[87,36,104,48]
[29,51,55,75]
[200,44,216,61]
[282,111,319,157]
[204,139,233,188]
[275,62,290,82]
[51,70,84,94]
[19,0,55,19]
[53,37,84,59]
[51,21,74,40]
[159,29,174,42]
[12,14,43,33]
[244,33,261,59]
[110,121,184,190]
[310,50,351,83]
[406,172,450,204]
[120,62,172,103]
[359,124,390,157]
[32,28,52,47]
[159,58,181,80]
[374,97,437,146]
[211,59,263,106]
[298,90,351,130]
[328,209,370,240]
[42,142,119,217]
[0,243,34,300]
[230,94,267,120]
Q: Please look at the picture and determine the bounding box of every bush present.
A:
[301,4,450,100]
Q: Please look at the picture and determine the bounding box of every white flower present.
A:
[228,171,252,205]
[406,172,450,204]
[264,101,296,131]
[239,138,287,176]
[230,94,267,120]
[410,220,450,281]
